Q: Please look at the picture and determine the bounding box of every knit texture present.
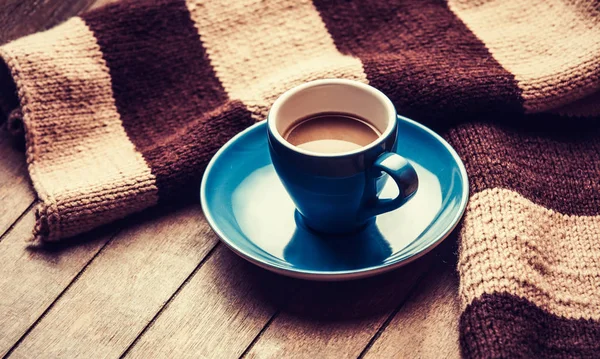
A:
[0,0,599,357]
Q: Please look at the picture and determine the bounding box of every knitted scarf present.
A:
[0,0,598,356]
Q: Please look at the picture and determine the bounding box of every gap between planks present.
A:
[240,234,459,359]
[1,209,450,359]
[361,262,461,358]
[5,204,223,358]
[239,310,281,359]
[118,242,222,358]
[2,237,114,358]
[356,267,433,359]
[0,200,34,244]
[123,242,448,359]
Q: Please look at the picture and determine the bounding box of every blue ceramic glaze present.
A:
[268,123,418,233]
[200,116,469,281]
[266,79,419,233]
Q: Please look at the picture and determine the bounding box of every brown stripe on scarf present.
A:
[461,293,600,358]
[0,18,158,241]
[82,0,254,200]
[460,188,600,320]
[445,117,600,215]
[449,0,600,113]
[184,0,367,121]
[313,0,523,120]
[553,92,600,118]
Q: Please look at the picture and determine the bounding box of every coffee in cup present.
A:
[284,112,381,154]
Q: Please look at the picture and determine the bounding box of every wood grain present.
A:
[0,0,95,45]
[362,262,461,359]
[0,131,35,238]
[244,257,434,359]
[9,205,219,358]
[0,210,112,357]
[125,245,279,359]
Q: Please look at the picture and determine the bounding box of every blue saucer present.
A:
[201,116,468,281]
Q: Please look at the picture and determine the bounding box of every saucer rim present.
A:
[200,116,469,281]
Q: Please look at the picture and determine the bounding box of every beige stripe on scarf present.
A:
[459,188,600,320]
[448,0,600,113]
[0,18,158,241]
[185,0,367,121]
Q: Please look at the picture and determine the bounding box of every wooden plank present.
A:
[244,257,434,359]
[124,245,280,359]
[362,262,461,359]
[0,0,95,44]
[0,131,35,237]
[0,210,112,357]
[0,131,35,238]
[9,205,219,358]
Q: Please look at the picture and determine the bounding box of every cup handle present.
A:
[362,152,418,219]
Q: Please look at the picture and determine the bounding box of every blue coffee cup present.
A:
[267,79,418,234]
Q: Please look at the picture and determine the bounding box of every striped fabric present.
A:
[0,0,598,356]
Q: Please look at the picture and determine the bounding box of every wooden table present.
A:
[0,1,461,357]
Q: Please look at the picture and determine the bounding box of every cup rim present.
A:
[267,79,397,158]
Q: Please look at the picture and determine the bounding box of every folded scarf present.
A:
[0,0,598,357]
